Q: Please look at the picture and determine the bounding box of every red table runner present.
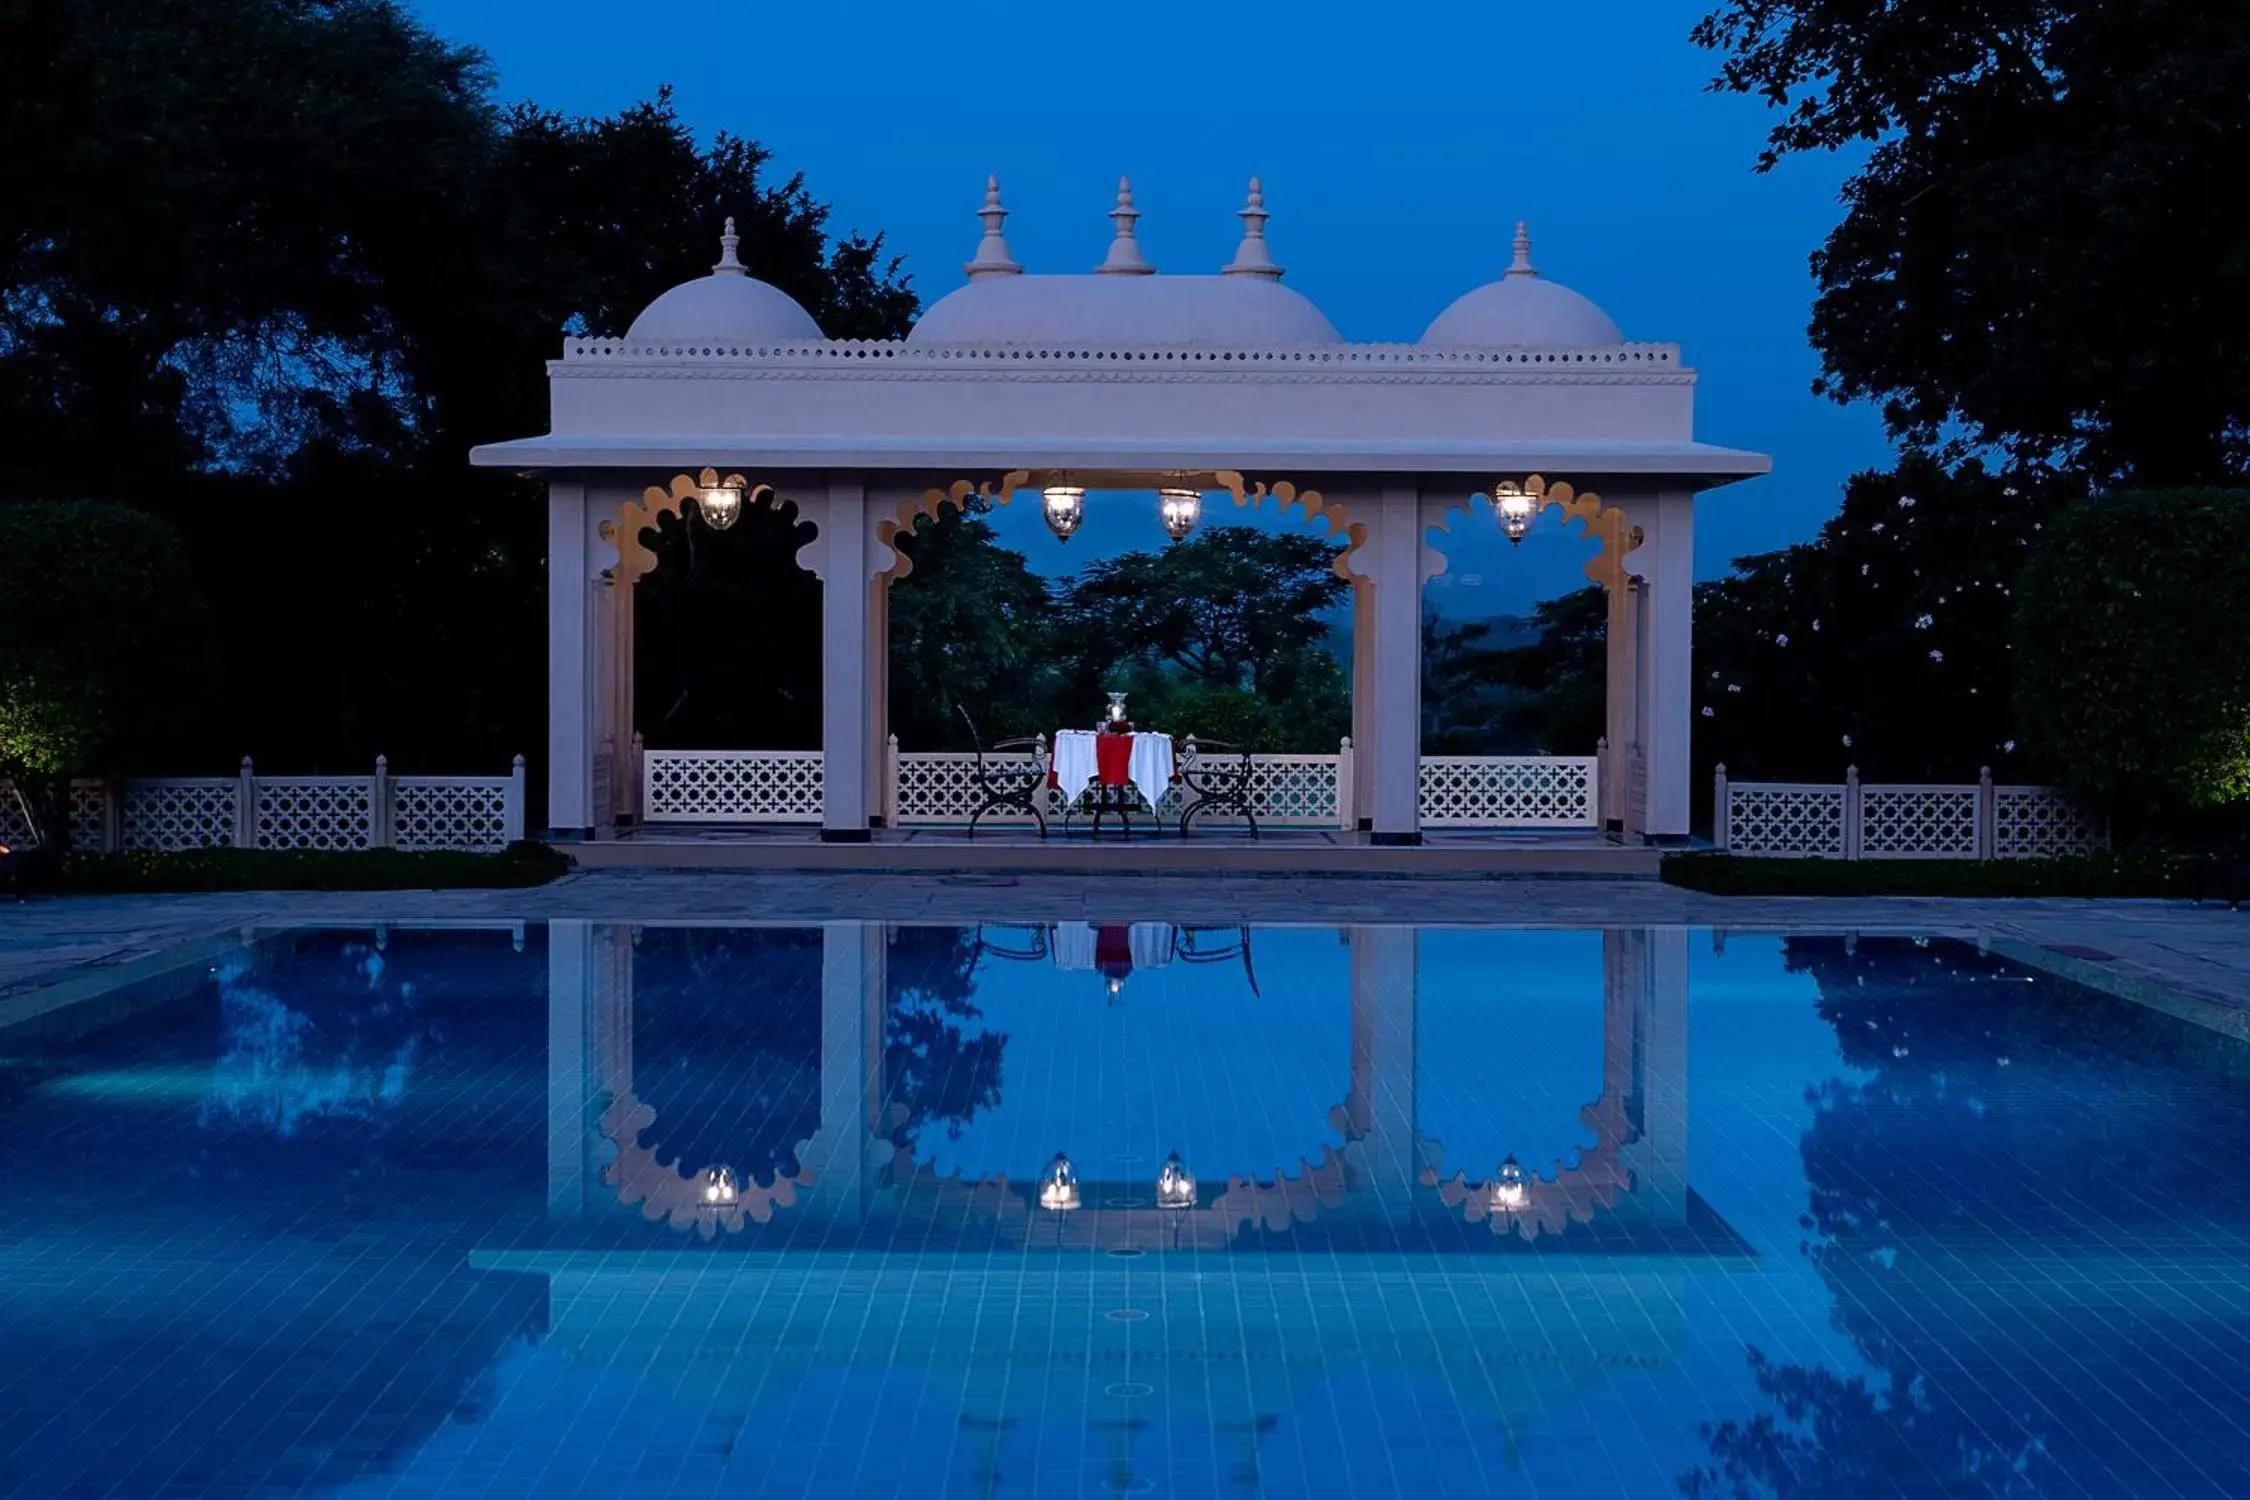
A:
[1049,732,1139,788]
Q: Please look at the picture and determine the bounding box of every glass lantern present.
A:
[698,475,746,532]
[1489,1154,1529,1214]
[1493,479,1536,545]
[1038,1150,1081,1212]
[1106,690,1128,726]
[1043,486,1086,542]
[1159,487,1202,542]
[699,1164,741,1210]
[1156,1151,1197,1210]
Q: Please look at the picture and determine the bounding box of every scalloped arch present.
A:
[874,471,1032,580]
[1212,472,1367,580]
[598,469,813,587]
[1423,476,1641,589]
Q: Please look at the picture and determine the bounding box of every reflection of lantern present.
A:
[1043,486,1085,542]
[1105,975,1126,999]
[1156,1151,1197,1209]
[1489,1155,1528,1213]
[1493,479,1536,545]
[698,474,746,532]
[1159,487,1202,542]
[699,1165,741,1210]
[1039,1151,1080,1212]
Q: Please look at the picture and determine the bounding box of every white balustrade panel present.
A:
[392,777,518,852]
[255,777,374,852]
[121,779,240,852]
[0,781,36,847]
[1994,786,2105,859]
[1417,756,1600,828]
[1725,784,1847,858]
[644,750,825,823]
[1859,785,1980,860]
[894,752,1048,825]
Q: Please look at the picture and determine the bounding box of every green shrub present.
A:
[2014,490,2250,814]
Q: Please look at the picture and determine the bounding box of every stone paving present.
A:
[2,870,2246,1027]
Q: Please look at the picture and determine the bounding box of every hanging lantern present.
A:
[1038,1150,1081,1212]
[698,1164,741,1210]
[1493,479,1536,546]
[1489,1154,1529,1214]
[697,469,747,532]
[1156,1151,1197,1210]
[1042,486,1086,542]
[1158,487,1202,542]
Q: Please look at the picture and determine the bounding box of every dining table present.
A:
[1049,729,1175,836]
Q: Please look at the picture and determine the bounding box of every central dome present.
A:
[910,274,1341,345]
[1421,222,1623,348]
[624,218,824,344]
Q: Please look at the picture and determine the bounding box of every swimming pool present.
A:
[2,921,2247,1498]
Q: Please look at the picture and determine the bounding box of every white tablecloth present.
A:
[1050,730,1175,811]
[1051,922,1175,972]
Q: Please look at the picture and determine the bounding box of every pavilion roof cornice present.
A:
[550,336,1690,382]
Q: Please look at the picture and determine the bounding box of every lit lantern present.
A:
[1489,1154,1529,1214]
[1158,487,1202,542]
[1039,1150,1080,1212]
[1043,486,1086,542]
[1493,479,1537,545]
[1106,691,1128,725]
[699,1164,741,1210]
[698,471,746,532]
[1156,1151,1197,1210]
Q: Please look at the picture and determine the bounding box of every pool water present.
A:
[3,922,2249,1498]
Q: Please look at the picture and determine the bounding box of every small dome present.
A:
[910,274,1341,345]
[1421,222,1622,348]
[625,218,824,343]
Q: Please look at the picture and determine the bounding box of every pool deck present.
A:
[3,872,2247,1032]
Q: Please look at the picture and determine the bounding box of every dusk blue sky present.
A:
[419,0,1893,611]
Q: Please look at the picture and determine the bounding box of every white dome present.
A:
[910,274,1341,345]
[624,219,824,343]
[1420,223,1623,348]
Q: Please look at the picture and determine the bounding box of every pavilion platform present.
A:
[564,824,1661,877]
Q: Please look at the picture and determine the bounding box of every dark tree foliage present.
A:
[0,501,220,844]
[2013,489,2250,819]
[1434,587,1608,755]
[887,499,1057,749]
[1695,456,2059,782]
[1694,0,2250,485]
[1,0,914,774]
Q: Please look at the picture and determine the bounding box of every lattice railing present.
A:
[1,760,523,853]
[643,749,824,823]
[1418,757,1600,828]
[1994,785,2106,859]
[1721,782,1846,858]
[1718,766,2104,860]
[891,746,1350,829]
[256,778,374,852]
[893,750,1050,826]
[1859,785,1980,860]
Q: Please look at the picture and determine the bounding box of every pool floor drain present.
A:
[1105,1307,1149,1322]
[1102,1196,1140,1210]
[1106,1247,1145,1259]
[1103,1381,1155,1398]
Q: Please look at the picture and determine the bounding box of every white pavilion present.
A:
[470,177,1770,847]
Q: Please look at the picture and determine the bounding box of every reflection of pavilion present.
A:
[486,923,1741,1488]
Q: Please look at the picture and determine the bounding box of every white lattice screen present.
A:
[121,780,240,852]
[392,777,517,852]
[0,781,36,847]
[1725,785,1847,858]
[256,778,374,852]
[643,750,825,822]
[1859,785,1979,860]
[1418,757,1600,828]
[1994,786,2105,859]
[892,750,1348,829]
[894,752,1049,826]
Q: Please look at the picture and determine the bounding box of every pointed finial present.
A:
[1223,176,1284,280]
[964,174,1023,281]
[1096,175,1154,275]
[712,215,745,277]
[1506,220,1537,278]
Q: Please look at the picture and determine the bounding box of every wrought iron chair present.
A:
[1170,923,1261,995]
[958,705,1048,840]
[1176,736,1258,840]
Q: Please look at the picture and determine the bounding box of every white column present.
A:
[547,920,592,1220]
[808,921,885,1223]
[867,573,891,825]
[1368,485,1423,844]
[546,479,598,838]
[1634,490,1696,842]
[1350,579,1374,830]
[1603,569,1641,835]
[820,478,873,842]
[1348,925,1419,1218]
